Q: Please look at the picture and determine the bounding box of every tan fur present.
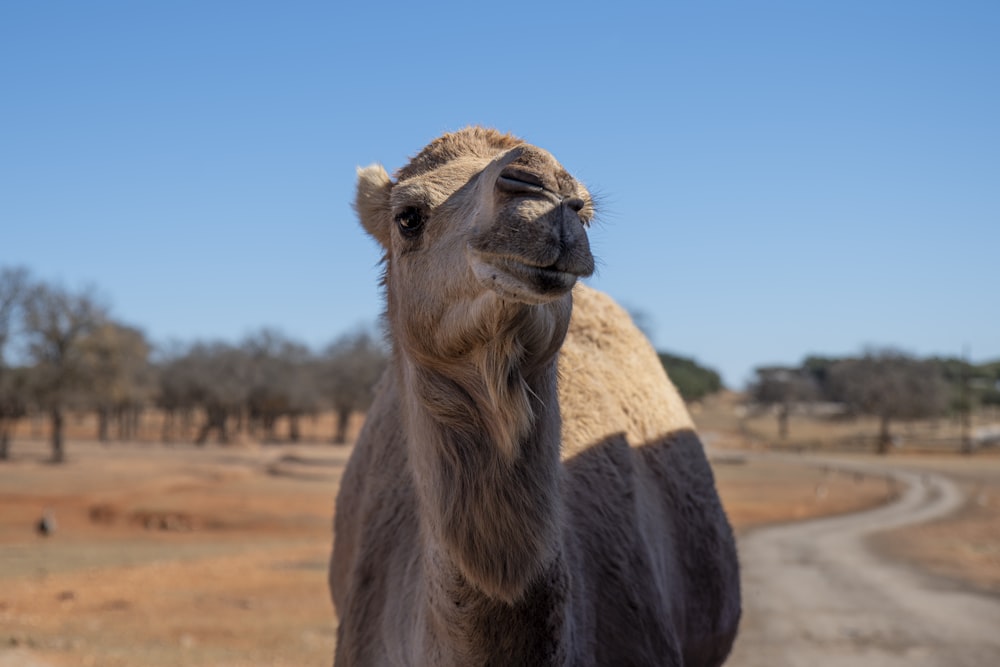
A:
[331,128,740,666]
[559,284,695,459]
[354,164,394,247]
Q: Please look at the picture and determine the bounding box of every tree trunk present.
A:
[97,407,110,442]
[877,415,892,455]
[196,406,230,445]
[131,406,142,441]
[233,406,245,437]
[334,407,351,444]
[778,404,789,440]
[0,425,10,461]
[51,406,65,463]
[195,408,215,446]
[195,421,211,446]
[217,408,229,444]
[162,409,174,443]
[960,406,973,455]
[264,414,273,439]
[289,414,300,442]
[181,409,192,442]
[115,406,127,440]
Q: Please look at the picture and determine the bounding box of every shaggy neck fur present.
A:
[392,291,574,663]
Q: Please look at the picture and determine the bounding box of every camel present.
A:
[330,128,740,666]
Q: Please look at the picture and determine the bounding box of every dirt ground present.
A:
[710,452,899,531]
[728,462,1000,667]
[696,392,1000,596]
[0,440,345,667]
[867,454,1000,595]
[0,432,996,666]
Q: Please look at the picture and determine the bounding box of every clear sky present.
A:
[2,1,998,387]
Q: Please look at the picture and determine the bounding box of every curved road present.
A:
[726,457,1000,667]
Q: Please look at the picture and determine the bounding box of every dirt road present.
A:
[727,457,1000,667]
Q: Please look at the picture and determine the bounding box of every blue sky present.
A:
[2,1,998,387]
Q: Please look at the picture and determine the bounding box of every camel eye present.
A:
[395,206,425,238]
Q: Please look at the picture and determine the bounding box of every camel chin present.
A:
[470,253,578,305]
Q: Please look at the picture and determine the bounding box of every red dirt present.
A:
[0,437,960,666]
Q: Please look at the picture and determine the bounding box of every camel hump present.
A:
[559,283,695,459]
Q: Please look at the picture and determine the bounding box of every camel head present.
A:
[354,128,595,361]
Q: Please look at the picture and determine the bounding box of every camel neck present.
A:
[398,337,569,660]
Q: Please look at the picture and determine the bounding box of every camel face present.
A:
[355,129,595,320]
[465,145,595,305]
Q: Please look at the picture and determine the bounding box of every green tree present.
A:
[657,352,723,402]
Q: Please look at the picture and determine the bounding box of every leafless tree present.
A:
[242,329,321,442]
[79,322,153,441]
[22,282,108,462]
[0,267,30,460]
[322,329,387,444]
[280,350,323,443]
[154,332,327,446]
[830,349,948,454]
[0,268,28,350]
[243,330,289,441]
[183,342,252,445]
[748,366,818,439]
[0,367,31,460]
[156,343,200,443]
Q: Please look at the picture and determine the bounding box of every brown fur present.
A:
[331,128,740,665]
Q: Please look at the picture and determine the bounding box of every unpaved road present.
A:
[727,457,1000,667]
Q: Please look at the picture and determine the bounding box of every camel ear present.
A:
[354,163,394,248]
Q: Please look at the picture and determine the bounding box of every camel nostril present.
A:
[563,197,585,213]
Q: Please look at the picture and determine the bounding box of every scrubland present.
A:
[1,398,998,666]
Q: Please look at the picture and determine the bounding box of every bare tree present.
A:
[79,322,153,441]
[183,342,251,445]
[322,329,387,444]
[0,268,28,350]
[830,349,948,454]
[0,268,30,460]
[0,367,31,460]
[22,283,107,462]
[242,329,321,442]
[156,343,199,443]
[748,366,818,440]
[243,330,289,441]
[281,347,323,443]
